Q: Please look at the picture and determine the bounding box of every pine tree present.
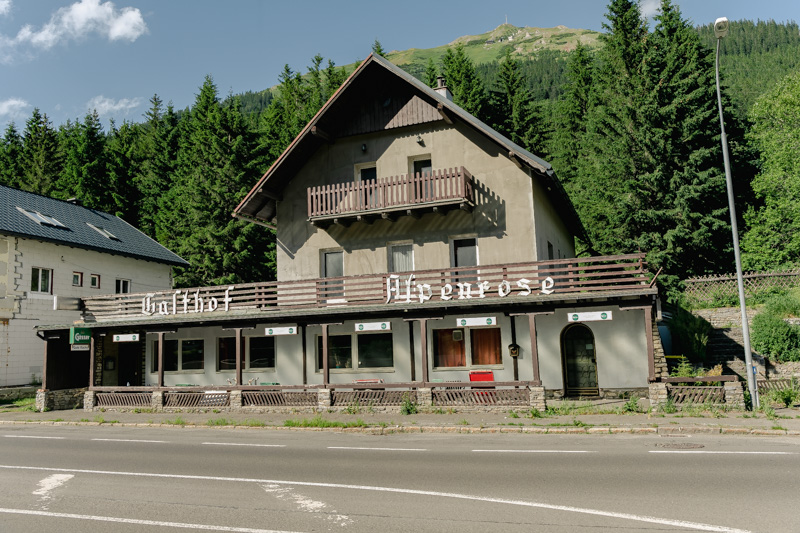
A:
[0,123,24,188]
[488,48,543,154]
[21,108,62,196]
[105,119,142,223]
[372,39,388,58]
[58,110,109,208]
[423,58,438,88]
[441,43,487,119]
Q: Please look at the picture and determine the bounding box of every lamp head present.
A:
[714,17,729,39]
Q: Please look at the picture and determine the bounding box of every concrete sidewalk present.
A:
[2,398,799,436]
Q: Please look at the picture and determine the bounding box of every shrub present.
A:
[751,313,800,362]
[668,307,711,362]
[400,393,418,415]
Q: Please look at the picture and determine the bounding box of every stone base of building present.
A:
[36,388,86,412]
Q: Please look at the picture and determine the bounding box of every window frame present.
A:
[388,241,414,273]
[90,274,100,289]
[150,338,205,374]
[450,235,479,284]
[215,336,277,373]
[30,267,53,294]
[316,331,395,373]
[72,271,83,287]
[115,278,131,294]
[431,326,503,371]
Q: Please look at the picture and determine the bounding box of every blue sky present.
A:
[1,0,798,130]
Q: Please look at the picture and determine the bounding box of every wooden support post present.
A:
[408,321,416,383]
[527,314,541,386]
[42,338,49,391]
[301,325,307,385]
[644,309,655,382]
[510,316,519,382]
[89,334,96,387]
[321,324,329,386]
[419,318,429,384]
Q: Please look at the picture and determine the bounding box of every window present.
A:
[358,165,377,182]
[317,332,393,371]
[217,336,275,371]
[115,279,131,294]
[322,250,344,300]
[17,207,65,228]
[151,339,203,372]
[452,238,478,282]
[433,327,502,368]
[90,274,100,289]
[72,272,83,287]
[86,223,118,240]
[389,243,413,273]
[547,241,554,261]
[31,267,52,294]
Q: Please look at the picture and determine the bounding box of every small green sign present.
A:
[289,328,294,334]
[358,324,364,331]
[486,318,492,325]
[572,314,579,321]
[268,329,273,335]
[381,323,386,330]
[461,319,467,326]
[69,327,91,345]
[601,312,608,320]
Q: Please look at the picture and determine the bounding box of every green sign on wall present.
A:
[69,327,91,345]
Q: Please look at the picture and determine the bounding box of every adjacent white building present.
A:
[0,185,188,387]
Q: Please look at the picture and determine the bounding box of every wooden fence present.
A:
[683,269,800,306]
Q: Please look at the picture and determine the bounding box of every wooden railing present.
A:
[80,253,651,322]
[307,166,474,218]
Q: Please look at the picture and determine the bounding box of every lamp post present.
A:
[713,17,759,408]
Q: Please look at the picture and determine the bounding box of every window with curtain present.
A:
[433,328,466,367]
[217,337,237,371]
[470,328,502,365]
[390,244,413,273]
[317,335,353,370]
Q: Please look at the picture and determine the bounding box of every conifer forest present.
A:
[2,0,800,301]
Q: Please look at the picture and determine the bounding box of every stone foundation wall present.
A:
[0,386,36,402]
[36,387,87,412]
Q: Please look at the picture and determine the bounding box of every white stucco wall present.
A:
[0,235,174,387]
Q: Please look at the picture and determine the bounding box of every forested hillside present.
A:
[1,0,798,300]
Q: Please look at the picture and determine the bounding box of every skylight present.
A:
[86,222,119,240]
[16,206,66,228]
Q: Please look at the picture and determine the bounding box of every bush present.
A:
[668,306,711,362]
[751,313,800,363]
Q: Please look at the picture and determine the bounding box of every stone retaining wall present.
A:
[0,386,37,402]
[36,388,87,412]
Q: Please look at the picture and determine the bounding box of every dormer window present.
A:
[16,207,65,228]
[87,223,118,240]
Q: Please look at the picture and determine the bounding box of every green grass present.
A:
[163,417,187,426]
[93,415,119,424]
[283,416,366,428]
[0,397,36,411]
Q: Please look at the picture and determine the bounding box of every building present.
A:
[0,185,188,388]
[36,54,666,412]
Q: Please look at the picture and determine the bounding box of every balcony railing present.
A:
[79,254,652,322]
[307,166,474,220]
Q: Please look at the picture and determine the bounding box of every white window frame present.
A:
[408,154,432,177]
[151,338,205,374]
[115,278,131,294]
[215,336,277,373]
[430,325,504,371]
[354,161,378,182]
[388,241,414,273]
[72,271,83,287]
[315,331,395,374]
[90,274,101,289]
[30,267,53,294]
[17,207,65,228]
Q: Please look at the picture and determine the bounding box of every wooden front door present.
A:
[117,342,142,386]
[561,324,599,396]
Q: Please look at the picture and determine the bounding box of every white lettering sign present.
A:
[113,334,139,342]
[71,344,90,352]
[356,322,391,332]
[265,326,297,336]
[385,276,555,304]
[142,286,234,316]
[568,311,613,322]
[457,317,497,327]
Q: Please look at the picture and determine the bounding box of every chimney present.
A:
[66,197,80,205]
[435,76,453,101]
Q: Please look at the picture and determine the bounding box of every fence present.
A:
[683,269,800,307]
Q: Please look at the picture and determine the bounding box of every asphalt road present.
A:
[0,425,797,532]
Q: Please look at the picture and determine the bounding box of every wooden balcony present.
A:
[79,254,653,323]
[307,166,474,227]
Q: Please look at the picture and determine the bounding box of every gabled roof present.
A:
[234,53,588,242]
[0,185,189,267]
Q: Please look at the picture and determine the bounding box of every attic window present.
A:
[87,223,119,240]
[16,207,66,228]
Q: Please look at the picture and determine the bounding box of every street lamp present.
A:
[713,17,760,408]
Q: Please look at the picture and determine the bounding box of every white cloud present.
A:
[0,0,12,17]
[0,97,30,120]
[86,95,142,116]
[0,0,146,63]
[640,0,661,20]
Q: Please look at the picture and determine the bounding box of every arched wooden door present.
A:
[561,324,599,396]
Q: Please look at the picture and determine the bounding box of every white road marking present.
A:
[650,451,796,455]
[203,442,286,447]
[32,474,74,496]
[92,438,167,443]
[262,484,352,527]
[472,449,594,453]
[3,435,64,439]
[327,446,426,451]
[0,508,302,532]
[0,464,751,532]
